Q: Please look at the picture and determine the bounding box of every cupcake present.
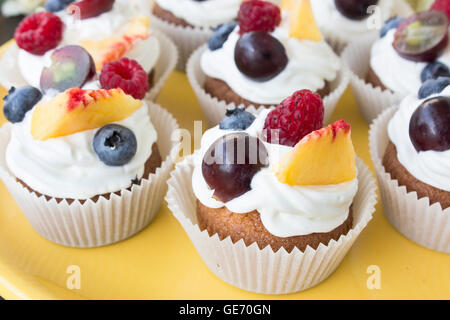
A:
[0,65,180,247]
[370,79,450,253]
[166,90,377,294]
[342,3,450,123]
[188,0,347,126]
[151,0,242,70]
[309,0,397,51]
[0,0,177,101]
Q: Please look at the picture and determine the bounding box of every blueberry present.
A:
[418,77,450,99]
[208,21,237,51]
[3,86,42,123]
[420,61,450,83]
[45,0,75,12]
[380,16,403,38]
[220,108,256,130]
[93,124,137,166]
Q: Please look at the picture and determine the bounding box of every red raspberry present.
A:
[14,12,64,56]
[238,0,281,35]
[100,58,149,100]
[263,90,324,147]
[431,0,450,20]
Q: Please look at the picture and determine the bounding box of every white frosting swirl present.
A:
[201,26,340,105]
[5,102,157,199]
[14,0,160,88]
[388,87,450,191]
[192,110,358,237]
[155,0,241,28]
[311,0,394,42]
[370,29,450,96]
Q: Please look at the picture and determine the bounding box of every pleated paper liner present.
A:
[0,102,180,248]
[187,45,349,127]
[146,29,179,101]
[341,35,405,124]
[150,12,212,71]
[165,154,377,294]
[0,30,177,101]
[369,106,450,254]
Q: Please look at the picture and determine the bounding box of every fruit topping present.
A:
[202,133,269,202]
[100,58,149,100]
[393,11,449,62]
[418,77,450,99]
[420,61,450,82]
[263,90,324,147]
[274,120,356,186]
[238,0,281,35]
[380,17,404,38]
[81,16,150,71]
[219,108,256,131]
[67,0,115,20]
[31,88,142,140]
[289,0,323,42]
[334,0,379,21]
[40,45,96,94]
[281,0,292,11]
[3,86,42,123]
[14,12,64,55]
[45,0,75,12]
[93,124,137,166]
[409,96,450,152]
[431,0,450,20]
[208,21,237,51]
[234,31,288,82]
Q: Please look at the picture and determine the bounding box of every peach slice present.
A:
[81,16,150,71]
[31,88,142,140]
[273,120,356,186]
[289,0,323,42]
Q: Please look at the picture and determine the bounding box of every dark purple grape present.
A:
[393,11,449,62]
[202,133,269,202]
[40,45,96,93]
[334,0,379,20]
[409,96,450,152]
[234,31,288,82]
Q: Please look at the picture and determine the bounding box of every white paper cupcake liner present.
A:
[150,11,212,71]
[146,29,179,101]
[341,36,405,124]
[0,103,180,248]
[187,45,349,127]
[369,106,450,254]
[165,155,377,294]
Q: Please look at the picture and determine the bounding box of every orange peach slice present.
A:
[289,0,323,42]
[274,120,356,186]
[31,88,142,140]
[81,16,150,71]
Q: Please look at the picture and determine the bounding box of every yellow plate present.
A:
[0,42,449,300]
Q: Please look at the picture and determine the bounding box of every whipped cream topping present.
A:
[2,0,160,89]
[5,102,157,199]
[370,29,450,96]
[201,26,340,105]
[192,110,358,238]
[310,0,394,42]
[155,0,241,28]
[388,87,450,192]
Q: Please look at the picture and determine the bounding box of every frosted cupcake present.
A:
[0,54,179,247]
[188,0,347,125]
[167,90,377,294]
[370,80,450,253]
[342,4,450,122]
[0,0,177,100]
[151,0,242,70]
